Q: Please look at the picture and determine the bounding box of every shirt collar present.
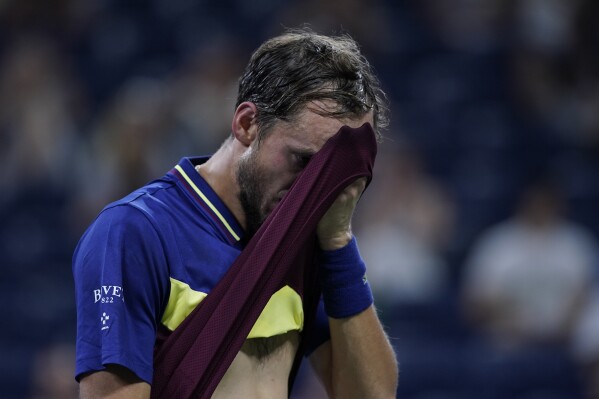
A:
[168,156,244,244]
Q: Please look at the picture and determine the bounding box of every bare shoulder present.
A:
[79,364,150,399]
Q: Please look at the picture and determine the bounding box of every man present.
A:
[73,29,398,398]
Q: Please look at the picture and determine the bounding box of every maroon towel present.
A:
[151,122,378,398]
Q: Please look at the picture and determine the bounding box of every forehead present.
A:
[267,103,374,152]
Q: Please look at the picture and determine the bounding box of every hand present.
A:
[317,178,367,251]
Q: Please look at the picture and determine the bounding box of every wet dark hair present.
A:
[236,28,388,140]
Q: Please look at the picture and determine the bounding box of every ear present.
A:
[231,102,258,147]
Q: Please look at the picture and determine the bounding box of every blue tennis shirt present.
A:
[73,157,333,384]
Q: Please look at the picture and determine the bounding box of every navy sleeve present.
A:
[72,203,169,384]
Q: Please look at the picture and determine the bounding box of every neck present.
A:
[197,139,247,230]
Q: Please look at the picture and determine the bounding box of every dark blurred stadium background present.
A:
[1,0,599,398]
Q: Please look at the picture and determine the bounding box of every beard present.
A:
[235,149,267,239]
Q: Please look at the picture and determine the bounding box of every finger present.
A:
[344,177,367,198]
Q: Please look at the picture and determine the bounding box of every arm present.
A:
[80,365,150,399]
[310,307,398,399]
[312,178,398,398]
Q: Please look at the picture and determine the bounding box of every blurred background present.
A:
[1,0,599,398]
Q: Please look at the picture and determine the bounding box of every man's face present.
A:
[235,102,373,237]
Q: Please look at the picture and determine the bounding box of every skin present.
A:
[80,101,398,398]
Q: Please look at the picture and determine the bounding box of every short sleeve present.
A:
[72,204,170,384]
